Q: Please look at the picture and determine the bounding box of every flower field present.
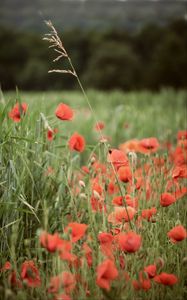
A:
[0,90,187,300]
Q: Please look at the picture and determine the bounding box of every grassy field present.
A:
[0,89,187,300]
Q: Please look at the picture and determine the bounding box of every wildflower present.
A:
[81,165,90,174]
[0,261,11,272]
[144,264,157,278]
[118,231,142,253]
[119,139,139,153]
[132,272,151,291]
[112,194,138,208]
[125,195,138,209]
[47,128,58,141]
[138,137,160,154]
[9,271,22,288]
[172,165,187,179]
[107,181,119,195]
[64,222,88,243]
[108,206,136,225]
[112,196,124,206]
[177,130,187,140]
[55,294,72,300]
[47,129,54,141]
[98,232,114,258]
[154,272,178,286]
[160,193,176,207]
[55,103,73,121]
[21,260,41,287]
[82,242,93,267]
[96,259,118,290]
[91,178,103,195]
[141,207,157,222]
[48,272,76,294]
[172,187,187,200]
[8,102,28,122]
[94,121,105,131]
[58,240,76,262]
[91,195,106,212]
[40,231,63,252]
[68,132,85,152]
[167,225,187,243]
[107,149,129,170]
[117,166,132,183]
[61,272,76,294]
[48,275,61,293]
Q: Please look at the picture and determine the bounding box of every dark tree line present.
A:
[0,19,187,91]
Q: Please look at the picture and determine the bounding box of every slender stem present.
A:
[45,22,133,229]
[67,56,133,230]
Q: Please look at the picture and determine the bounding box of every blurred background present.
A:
[0,0,187,91]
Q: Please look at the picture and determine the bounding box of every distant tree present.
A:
[150,32,187,89]
[83,41,140,90]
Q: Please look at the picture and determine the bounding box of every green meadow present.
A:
[0,89,187,300]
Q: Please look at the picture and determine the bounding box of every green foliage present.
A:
[0,90,186,299]
[0,19,187,91]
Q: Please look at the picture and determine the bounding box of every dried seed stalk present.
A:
[43,20,76,77]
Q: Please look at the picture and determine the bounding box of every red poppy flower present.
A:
[125,195,138,209]
[8,102,28,122]
[96,259,118,290]
[112,196,124,206]
[40,231,63,252]
[48,272,76,294]
[107,181,119,195]
[68,132,85,152]
[98,232,114,244]
[48,275,61,293]
[94,121,105,131]
[119,139,140,153]
[9,271,22,288]
[90,195,106,212]
[112,195,138,208]
[132,272,151,291]
[47,129,54,141]
[58,240,77,263]
[47,128,58,141]
[81,165,90,174]
[0,261,11,272]
[64,222,88,243]
[91,178,103,195]
[144,264,157,278]
[141,207,157,222]
[82,242,93,267]
[154,272,178,286]
[138,137,160,154]
[108,206,136,224]
[61,272,76,294]
[98,232,114,258]
[117,166,132,183]
[55,294,72,300]
[167,225,187,243]
[118,231,142,253]
[173,145,187,165]
[177,130,187,140]
[172,165,187,179]
[55,103,73,121]
[107,149,129,170]
[21,260,41,287]
[160,193,176,207]
[172,187,187,200]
